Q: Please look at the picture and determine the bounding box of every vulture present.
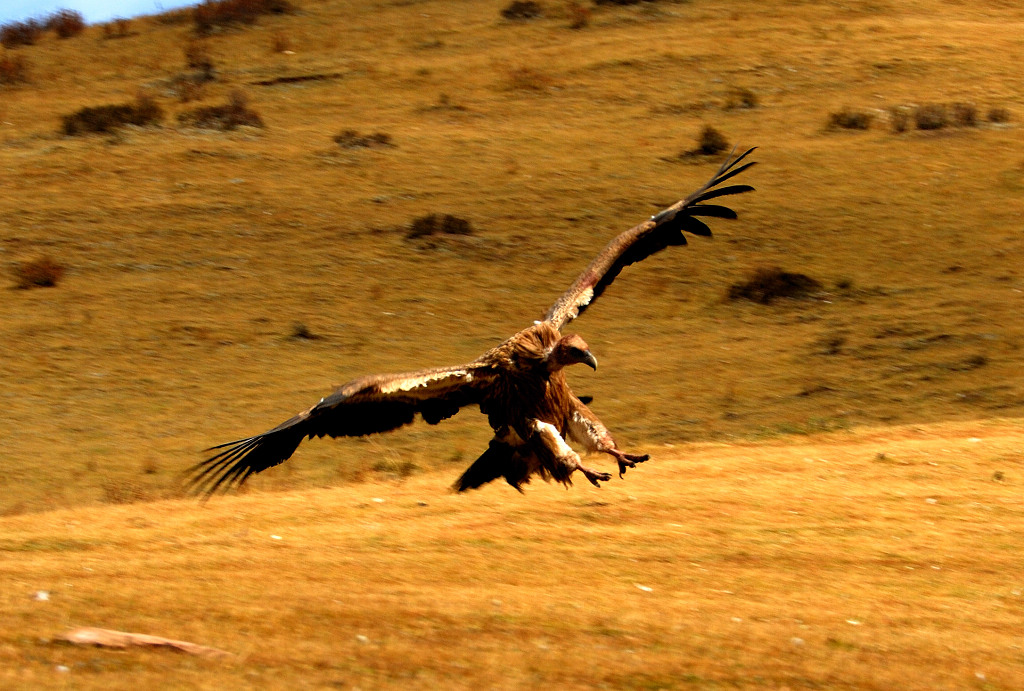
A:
[189,147,756,495]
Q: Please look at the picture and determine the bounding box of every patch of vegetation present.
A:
[827,107,873,130]
[288,323,322,341]
[1,9,85,47]
[0,19,44,48]
[723,86,758,110]
[194,0,295,35]
[45,9,86,39]
[12,256,66,289]
[184,39,215,77]
[61,94,163,135]
[501,1,543,20]
[101,478,153,505]
[178,90,264,130]
[0,52,30,85]
[914,103,948,130]
[987,107,1011,124]
[101,18,134,40]
[334,129,393,149]
[680,125,729,158]
[270,31,291,53]
[728,267,823,304]
[949,102,977,127]
[500,63,555,92]
[567,2,591,29]
[406,214,474,240]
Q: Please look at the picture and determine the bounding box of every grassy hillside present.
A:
[1,0,1023,514]
[1,419,1022,689]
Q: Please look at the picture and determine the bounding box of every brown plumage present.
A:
[188,148,756,495]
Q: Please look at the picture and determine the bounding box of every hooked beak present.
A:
[582,351,598,371]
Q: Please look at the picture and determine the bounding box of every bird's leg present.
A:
[531,420,612,487]
[607,448,651,478]
[567,399,650,478]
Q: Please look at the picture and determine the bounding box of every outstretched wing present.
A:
[188,363,494,495]
[544,147,756,330]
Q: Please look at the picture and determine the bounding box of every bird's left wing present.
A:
[544,147,756,330]
[187,362,494,495]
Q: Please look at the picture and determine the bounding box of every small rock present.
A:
[791,637,804,646]
[634,583,653,592]
[34,591,50,601]
[355,634,370,644]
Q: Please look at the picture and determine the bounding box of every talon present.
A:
[614,452,650,477]
[580,466,612,487]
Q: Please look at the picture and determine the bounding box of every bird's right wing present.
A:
[544,147,756,330]
[187,362,495,496]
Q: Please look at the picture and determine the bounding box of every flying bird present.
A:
[189,148,756,495]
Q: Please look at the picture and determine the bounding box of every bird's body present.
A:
[189,148,756,495]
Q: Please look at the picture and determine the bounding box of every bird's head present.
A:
[546,333,597,373]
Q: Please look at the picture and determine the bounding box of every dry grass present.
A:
[1,0,1024,682]
[1,419,1022,688]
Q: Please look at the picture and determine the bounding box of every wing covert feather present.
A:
[544,147,756,330]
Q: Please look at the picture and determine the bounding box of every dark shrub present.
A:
[987,107,1011,124]
[62,94,163,135]
[827,107,873,130]
[501,1,543,20]
[0,19,44,48]
[102,18,133,39]
[184,39,215,75]
[194,0,294,35]
[13,256,65,289]
[889,106,911,133]
[567,2,590,29]
[914,103,948,130]
[724,87,758,110]
[950,102,977,127]
[693,125,728,156]
[0,52,30,85]
[407,214,474,239]
[728,267,823,305]
[178,90,264,130]
[46,9,86,39]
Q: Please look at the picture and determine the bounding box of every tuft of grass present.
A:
[101,18,133,40]
[334,129,393,149]
[45,9,86,39]
[194,0,295,35]
[723,86,758,110]
[681,125,729,157]
[178,90,264,130]
[270,31,292,53]
[0,51,30,85]
[406,214,474,240]
[61,93,163,136]
[827,107,873,130]
[12,256,66,289]
[913,103,948,130]
[728,267,823,304]
[288,323,322,340]
[949,102,977,127]
[501,1,543,20]
[500,63,555,92]
[567,2,591,29]
[0,18,44,49]
[987,106,1011,123]
[889,105,911,133]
